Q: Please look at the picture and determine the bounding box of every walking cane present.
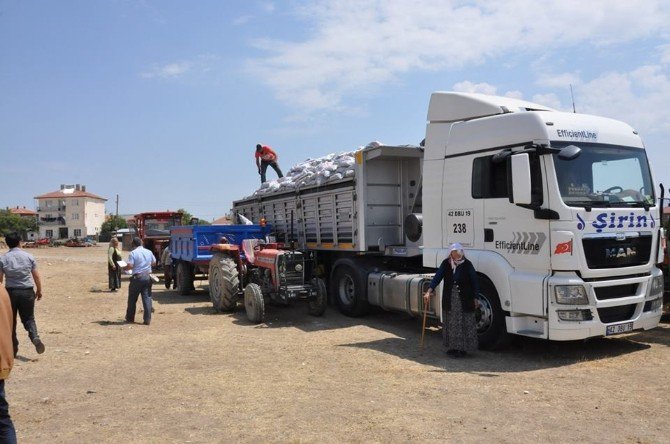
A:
[420,294,429,352]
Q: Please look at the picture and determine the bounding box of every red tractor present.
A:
[208,236,327,323]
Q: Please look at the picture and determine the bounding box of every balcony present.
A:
[39,216,66,226]
[37,206,66,212]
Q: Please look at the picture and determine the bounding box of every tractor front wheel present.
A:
[244,283,265,323]
[308,277,327,316]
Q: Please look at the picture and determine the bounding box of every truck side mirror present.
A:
[509,153,532,205]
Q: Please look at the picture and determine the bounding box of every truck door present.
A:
[477,153,551,316]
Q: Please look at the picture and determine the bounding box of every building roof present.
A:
[212,216,232,225]
[34,189,107,201]
[8,206,37,216]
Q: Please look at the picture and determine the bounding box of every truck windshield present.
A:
[552,143,655,208]
[144,217,181,236]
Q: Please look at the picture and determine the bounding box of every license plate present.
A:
[605,321,634,336]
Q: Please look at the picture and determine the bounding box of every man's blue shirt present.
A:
[127,246,155,275]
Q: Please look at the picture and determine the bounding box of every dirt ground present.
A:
[3,245,669,443]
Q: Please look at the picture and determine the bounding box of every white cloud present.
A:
[453,81,498,95]
[575,64,670,133]
[659,44,670,65]
[260,2,275,13]
[531,93,564,111]
[248,0,670,111]
[141,62,191,79]
[141,55,216,80]
[535,72,582,89]
[233,15,253,25]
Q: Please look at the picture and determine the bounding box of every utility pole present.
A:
[115,194,119,217]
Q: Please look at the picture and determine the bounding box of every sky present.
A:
[1,0,670,221]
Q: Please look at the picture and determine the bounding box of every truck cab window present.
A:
[472,155,508,199]
[472,154,543,204]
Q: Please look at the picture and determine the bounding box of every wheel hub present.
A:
[338,275,355,304]
[475,294,493,333]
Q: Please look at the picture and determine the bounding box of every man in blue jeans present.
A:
[0,232,45,357]
[123,237,156,325]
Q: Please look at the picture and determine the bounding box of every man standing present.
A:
[123,237,156,325]
[0,232,45,357]
[0,285,17,442]
[160,243,175,290]
[255,143,283,183]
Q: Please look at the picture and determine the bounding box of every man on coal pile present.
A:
[255,143,283,183]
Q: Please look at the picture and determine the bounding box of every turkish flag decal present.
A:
[554,240,573,255]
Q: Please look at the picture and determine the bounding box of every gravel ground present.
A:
[5,245,670,443]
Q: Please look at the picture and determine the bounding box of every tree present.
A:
[176,208,211,226]
[100,215,128,240]
[0,210,38,238]
[177,208,192,225]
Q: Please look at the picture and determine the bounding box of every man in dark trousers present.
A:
[0,285,17,442]
[123,237,156,325]
[255,143,283,183]
[0,232,45,357]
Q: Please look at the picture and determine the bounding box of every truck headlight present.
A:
[555,285,589,305]
[649,276,664,297]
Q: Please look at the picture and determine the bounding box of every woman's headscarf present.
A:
[448,242,465,271]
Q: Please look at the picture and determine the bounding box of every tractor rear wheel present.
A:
[208,254,239,312]
[308,277,327,316]
[244,283,265,323]
[176,261,194,295]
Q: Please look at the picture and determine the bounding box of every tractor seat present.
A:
[242,239,260,264]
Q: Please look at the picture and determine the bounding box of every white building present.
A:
[34,184,107,239]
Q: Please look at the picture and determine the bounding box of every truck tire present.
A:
[476,276,511,350]
[176,261,194,296]
[244,283,265,323]
[331,260,369,317]
[308,277,327,316]
[208,254,239,312]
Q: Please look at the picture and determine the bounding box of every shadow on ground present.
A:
[152,288,210,305]
[336,312,665,372]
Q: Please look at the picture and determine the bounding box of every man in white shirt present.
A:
[123,237,156,325]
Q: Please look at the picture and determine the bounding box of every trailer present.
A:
[233,91,665,349]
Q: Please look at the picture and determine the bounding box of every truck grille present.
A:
[593,284,638,300]
[277,253,305,286]
[582,235,652,269]
[597,304,636,323]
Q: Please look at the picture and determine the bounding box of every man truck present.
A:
[231,92,665,349]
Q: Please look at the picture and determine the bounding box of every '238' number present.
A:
[453,223,467,233]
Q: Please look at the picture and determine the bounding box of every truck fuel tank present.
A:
[367,272,437,318]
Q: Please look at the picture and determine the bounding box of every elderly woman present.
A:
[107,238,122,292]
[423,243,479,357]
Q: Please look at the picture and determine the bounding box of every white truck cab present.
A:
[422,92,664,346]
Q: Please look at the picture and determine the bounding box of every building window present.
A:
[73,199,79,206]
[72,213,79,220]
[46,229,53,238]
[46,200,53,207]
[74,229,82,237]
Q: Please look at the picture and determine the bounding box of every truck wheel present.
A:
[244,283,265,323]
[308,277,327,316]
[475,276,511,350]
[176,261,193,296]
[209,254,239,312]
[331,261,369,317]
